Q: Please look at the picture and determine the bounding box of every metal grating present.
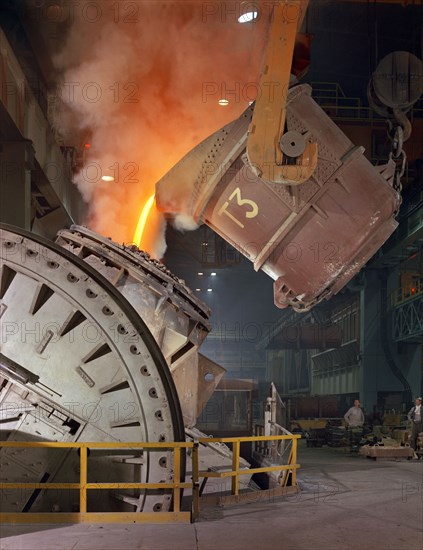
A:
[392,296,423,342]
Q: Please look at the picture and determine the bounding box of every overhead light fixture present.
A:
[238,11,258,24]
[207,288,213,292]
[198,272,204,276]
[196,288,201,291]
[211,272,217,276]
[218,99,229,106]
[101,175,114,182]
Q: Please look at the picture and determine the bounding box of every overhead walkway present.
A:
[391,277,423,342]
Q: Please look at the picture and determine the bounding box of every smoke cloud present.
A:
[173,213,199,232]
[54,1,269,257]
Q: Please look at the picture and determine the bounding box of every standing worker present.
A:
[344,399,365,428]
[344,399,365,448]
[407,397,422,452]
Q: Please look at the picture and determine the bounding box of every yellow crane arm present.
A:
[246,0,317,185]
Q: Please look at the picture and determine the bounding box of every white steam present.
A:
[172,213,199,232]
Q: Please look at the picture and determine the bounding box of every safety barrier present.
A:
[311,81,423,121]
[193,434,300,519]
[0,434,301,524]
[0,441,192,524]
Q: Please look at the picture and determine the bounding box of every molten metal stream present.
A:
[133,194,155,248]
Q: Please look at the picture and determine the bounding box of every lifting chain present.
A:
[387,114,408,195]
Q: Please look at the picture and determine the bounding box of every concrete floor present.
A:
[1,441,422,550]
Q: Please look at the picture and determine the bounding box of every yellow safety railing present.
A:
[0,434,301,524]
[310,81,423,122]
[0,441,192,524]
[390,278,423,307]
[192,434,301,520]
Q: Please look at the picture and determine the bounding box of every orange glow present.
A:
[133,194,155,248]
[66,3,268,249]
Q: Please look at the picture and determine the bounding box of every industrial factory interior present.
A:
[0,0,422,548]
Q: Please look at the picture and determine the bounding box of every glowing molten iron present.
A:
[133,194,155,248]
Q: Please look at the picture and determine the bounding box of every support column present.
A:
[0,140,34,229]
[360,267,421,415]
[359,269,383,412]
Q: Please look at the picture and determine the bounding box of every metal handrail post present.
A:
[231,440,240,496]
[191,442,200,521]
[173,447,181,513]
[291,439,298,485]
[79,445,87,513]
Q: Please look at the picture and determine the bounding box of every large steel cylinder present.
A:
[0,224,184,514]
[55,225,225,428]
